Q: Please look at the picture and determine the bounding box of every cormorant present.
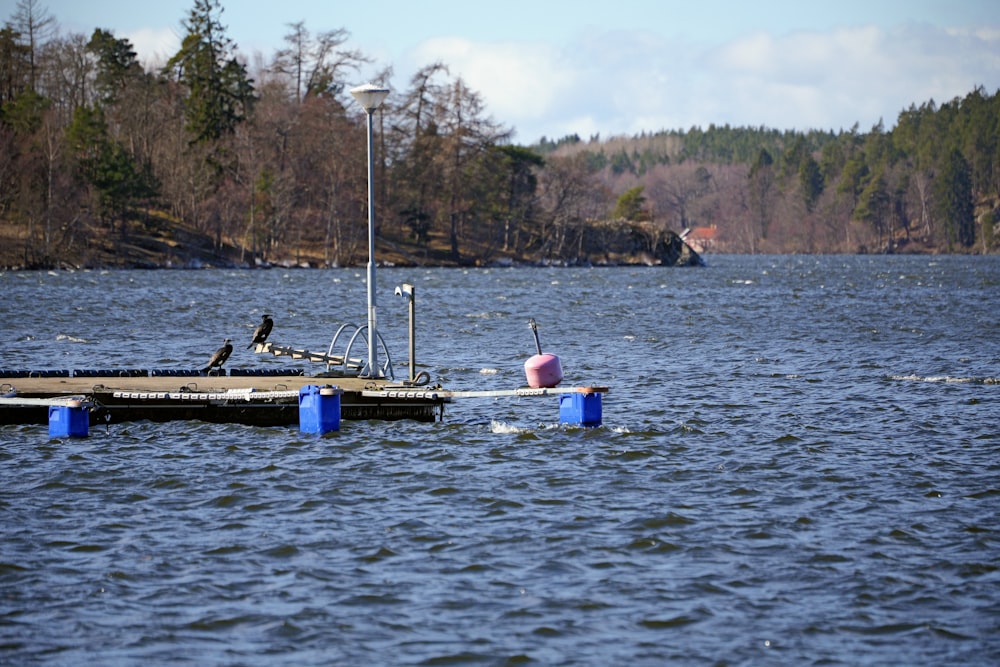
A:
[247,314,273,349]
[202,338,233,373]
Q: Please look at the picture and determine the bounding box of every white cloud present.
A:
[122,16,1000,142]
[576,22,1000,135]
[127,27,179,69]
[409,37,579,141]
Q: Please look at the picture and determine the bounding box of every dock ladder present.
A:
[254,323,395,380]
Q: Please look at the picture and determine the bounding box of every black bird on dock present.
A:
[202,338,233,373]
[247,314,273,348]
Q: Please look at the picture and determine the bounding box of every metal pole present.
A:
[395,283,415,383]
[408,285,415,383]
[365,108,379,377]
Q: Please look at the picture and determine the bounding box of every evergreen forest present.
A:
[1,0,997,270]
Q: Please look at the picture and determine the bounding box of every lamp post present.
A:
[350,82,390,378]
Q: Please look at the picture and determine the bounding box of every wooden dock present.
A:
[1,327,608,428]
[0,370,608,427]
[0,372,446,426]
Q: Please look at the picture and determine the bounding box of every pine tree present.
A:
[66,105,156,231]
[613,186,647,221]
[165,0,254,144]
[799,156,824,212]
[86,29,143,106]
[935,148,975,248]
[748,148,775,242]
[855,167,890,248]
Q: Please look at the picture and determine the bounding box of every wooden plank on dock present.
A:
[0,396,91,408]
[360,385,609,400]
[111,389,303,402]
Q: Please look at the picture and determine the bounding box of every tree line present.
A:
[1,0,996,270]
[543,90,997,255]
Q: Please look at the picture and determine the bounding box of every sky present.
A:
[16,0,1000,143]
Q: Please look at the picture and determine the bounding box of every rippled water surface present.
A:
[2,255,999,665]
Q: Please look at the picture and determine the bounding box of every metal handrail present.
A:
[327,323,394,380]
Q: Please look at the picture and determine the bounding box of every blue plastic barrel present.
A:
[48,403,89,438]
[559,392,603,427]
[298,385,342,434]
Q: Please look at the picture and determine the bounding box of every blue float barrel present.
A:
[559,392,602,427]
[48,402,89,438]
[298,385,342,434]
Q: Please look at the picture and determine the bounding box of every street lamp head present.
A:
[350,83,390,113]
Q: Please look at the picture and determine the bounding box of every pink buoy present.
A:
[525,352,563,388]
[524,319,563,388]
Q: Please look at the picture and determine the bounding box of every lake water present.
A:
[1,255,998,665]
